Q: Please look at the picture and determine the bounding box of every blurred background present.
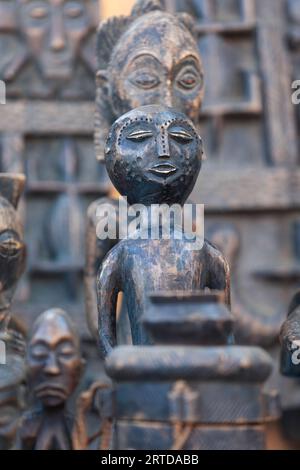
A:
[0,0,299,449]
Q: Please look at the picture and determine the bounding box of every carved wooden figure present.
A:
[85,0,205,338]
[16,309,84,450]
[97,105,230,358]
[0,173,26,338]
[0,173,26,449]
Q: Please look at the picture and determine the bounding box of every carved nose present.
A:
[162,80,173,107]
[44,353,60,375]
[50,18,66,52]
[157,131,170,158]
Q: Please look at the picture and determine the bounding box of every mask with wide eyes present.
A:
[0,231,22,259]
[128,70,161,90]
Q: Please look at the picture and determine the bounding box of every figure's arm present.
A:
[97,247,121,358]
[207,246,231,308]
[84,200,115,339]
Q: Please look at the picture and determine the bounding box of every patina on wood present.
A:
[16,308,84,450]
[97,105,230,358]
[0,173,26,450]
[86,0,205,338]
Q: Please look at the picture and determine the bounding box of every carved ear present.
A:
[0,173,25,208]
[176,12,198,39]
[96,16,131,70]
[131,0,164,18]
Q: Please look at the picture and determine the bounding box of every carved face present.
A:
[107,12,204,122]
[18,0,92,80]
[0,199,25,316]
[105,105,203,206]
[27,309,82,408]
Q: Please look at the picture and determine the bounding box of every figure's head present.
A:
[105,105,203,206]
[0,174,26,316]
[95,0,204,160]
[27,309,83,408]
[17,0,97,80]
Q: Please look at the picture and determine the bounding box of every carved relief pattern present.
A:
[0,0,110,331]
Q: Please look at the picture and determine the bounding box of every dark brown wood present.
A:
[97,105,230,357]
[86,0,205,338]
[16,308,84,450]
[106,291,277,450]
[0,172,26,450]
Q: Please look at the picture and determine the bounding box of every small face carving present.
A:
[107,12,204,122]
[105,105,203,206]
[0,201,25,315]
[27,309,82,408]
[19,0,92,80]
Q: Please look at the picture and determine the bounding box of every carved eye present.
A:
[30,7,48,19]
[30,344,49,361]
[176,67,202,91]
[169,129,194,144]
[0,232,22,258]
[126,130,153,142]
[130,72,160,90]
[65,3,84,18]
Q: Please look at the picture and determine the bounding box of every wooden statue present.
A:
[97,105,230,358]
[0,173,26,449]
[16,308,84,450]
[85,0,204,338]
[0,173,26,350]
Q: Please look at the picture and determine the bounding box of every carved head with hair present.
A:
[95,0,204,160]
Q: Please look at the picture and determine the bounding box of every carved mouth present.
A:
[149,163,177,176]
[35,383,67,400]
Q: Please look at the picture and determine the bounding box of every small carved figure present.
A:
[0,173,26,449]
[16,309,84,450]
[97,105,230,357]
[0,173,26,340]
[0,354,25,450]
[85,0,205,338]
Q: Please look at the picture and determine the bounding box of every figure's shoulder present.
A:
[87,197,119,225]
[202,239,229,266]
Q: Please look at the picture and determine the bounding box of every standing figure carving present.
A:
[97,106,230,357]
[85,0,205,338]
[16,309,84,450]
[0,173,26,449]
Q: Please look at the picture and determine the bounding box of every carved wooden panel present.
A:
[171,0,299,348]
[0,0,110,333]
